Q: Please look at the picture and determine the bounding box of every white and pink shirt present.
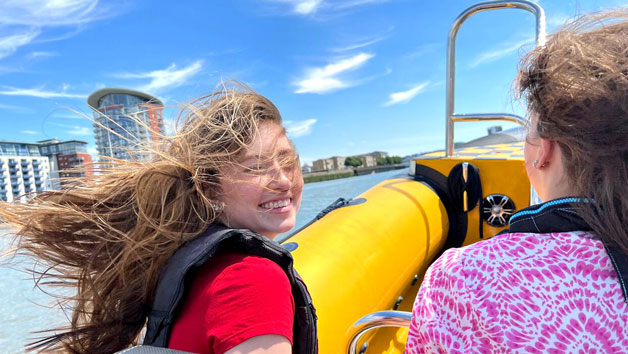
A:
[407,210,628,354]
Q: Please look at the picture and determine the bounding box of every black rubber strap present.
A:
[413,164,468,249]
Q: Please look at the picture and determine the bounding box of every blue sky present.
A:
[0,0,623,164]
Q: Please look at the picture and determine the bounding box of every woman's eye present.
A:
[244,163,270,174]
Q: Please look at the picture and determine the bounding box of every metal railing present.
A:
[346,311,412,354]
[445,0,546,156]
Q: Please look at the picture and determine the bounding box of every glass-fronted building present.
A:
[38,138,93,190]
[88,88,165,162]
[0,142,51,202]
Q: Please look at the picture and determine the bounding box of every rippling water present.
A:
[0,169,405,353]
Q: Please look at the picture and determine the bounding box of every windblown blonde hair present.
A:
[0,84,288,353]
[518,10,628,253]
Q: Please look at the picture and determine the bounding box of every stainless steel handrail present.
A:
[346,311,412,354]
[445,0,546,156]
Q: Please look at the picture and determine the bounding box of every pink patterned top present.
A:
[406,231,628,354]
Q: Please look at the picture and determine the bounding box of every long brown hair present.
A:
[0,85,284,353]
[518,10,628,253]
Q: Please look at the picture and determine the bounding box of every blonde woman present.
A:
[406,10,628,354]
[1,86,317,354]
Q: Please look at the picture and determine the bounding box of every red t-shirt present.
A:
[168,253,294,354]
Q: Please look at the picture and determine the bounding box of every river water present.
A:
[0,168,406,353]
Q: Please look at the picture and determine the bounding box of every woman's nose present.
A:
[269,163,292,190]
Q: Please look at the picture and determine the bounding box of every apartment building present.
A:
[312,156,347,172]
[88,88,165,162]
[38,139,93,189]
[0,142,51,202]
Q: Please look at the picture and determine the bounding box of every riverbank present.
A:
[303,164,407,184]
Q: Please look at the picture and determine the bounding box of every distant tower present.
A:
[87,88,165,161]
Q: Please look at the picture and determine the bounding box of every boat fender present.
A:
[447,162,484,239]
[412,164,468,250]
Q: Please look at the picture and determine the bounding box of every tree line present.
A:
[344,156,403,168]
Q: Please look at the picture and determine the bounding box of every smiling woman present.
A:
[0,83,316,354]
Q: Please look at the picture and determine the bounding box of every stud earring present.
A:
[212,203,222,212]
[532,160,539,168]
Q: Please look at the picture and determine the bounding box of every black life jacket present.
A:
[144,224,318,354]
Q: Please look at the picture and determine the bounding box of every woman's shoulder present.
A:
[197,253,288,287]
[433,231,604,277]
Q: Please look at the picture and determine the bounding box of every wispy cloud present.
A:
[332,35,386,53]
[0,1,120,61]
[261,0,390,16]
[0,86,86,99]
[28,51,57,59]
[402,43,440,60]
[0,29,41,59]
[285,119,317,138]
[114,60,204,93]
[49,110,86,120]
[21,130,39,135]
[0,102,34,114]
[294,53,374,94]
[469,39,531,68]
[383,81,430,106]
[51,122,92,136]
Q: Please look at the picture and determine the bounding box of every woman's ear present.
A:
[536,138,555,169]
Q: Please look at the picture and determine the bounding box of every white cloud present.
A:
[469,39,531,68]
[383,81,430,106]
[51,122,92,136]
[115,60,204,93]
[0,86,86,99]
[0,0,118,61]
[262,0,390,16]
[294,53,374,94]
[0,0,105,26]
[0,102,34,113]
[263,0,323,15]
[334,0,391,10]
[67,126,91,136]
[49,110,86,119]
[0,29,41,59]
[332,36,386,53]
[285,119,317,138]
[21,130,39,135]
[295,0,323,14]
[28,51,57,59]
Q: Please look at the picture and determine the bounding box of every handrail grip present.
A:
[346,311,412,354]
[446,0,546,156]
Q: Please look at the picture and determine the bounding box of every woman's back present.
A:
[407,230,628,353]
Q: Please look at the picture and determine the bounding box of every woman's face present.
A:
[218,122,303,239]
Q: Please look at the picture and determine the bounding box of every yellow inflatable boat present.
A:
[121,1,545,353]
[285,1,546,353]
